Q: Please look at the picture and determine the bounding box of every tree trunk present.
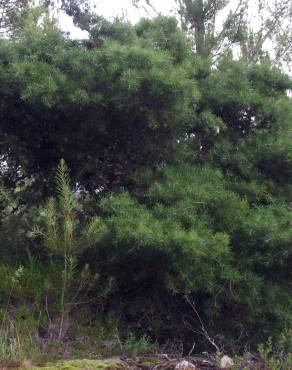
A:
[193,0,206,57]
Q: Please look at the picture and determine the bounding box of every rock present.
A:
[175,360,196,370]
[220,355,234,369]
[20,360,33,368]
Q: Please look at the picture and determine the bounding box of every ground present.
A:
[19,359,129,370]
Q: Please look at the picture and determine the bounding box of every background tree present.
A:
[134,0,248,58]
[176,0,248,58]
[239,0,292,70]
[0,0,31,37]
[133,0,292,68]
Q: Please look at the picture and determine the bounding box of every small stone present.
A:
[20,360,33,368]
[175,360,196,370]
[220,355,234,369]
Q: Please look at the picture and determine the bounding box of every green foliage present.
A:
[94,162,291,344]
[257,334,292,370]
[121,333,158,357]
[0,17,197,196]
[135,16,191,63]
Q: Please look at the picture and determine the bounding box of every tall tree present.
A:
[135,1,292,68]
[0,0,31,36]
[176,0,248,58]
[134,1,248,58]
[175,0,292,68]
[240,0,292,70]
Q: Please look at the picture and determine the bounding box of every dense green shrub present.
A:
[0,16,197,197]
[91,164,291,346]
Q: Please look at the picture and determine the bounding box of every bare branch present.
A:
[185,294,222,353]
[132,0,161,17]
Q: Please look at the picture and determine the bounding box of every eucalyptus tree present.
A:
[44,0,100,31]
[134,0,292,68]
[239,0,292,70]
[0,0,31,36]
